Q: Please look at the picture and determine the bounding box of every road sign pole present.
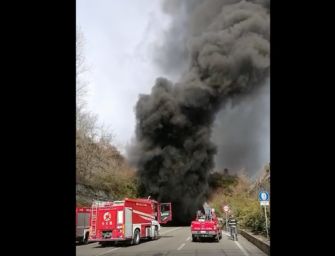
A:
[259,191,269,240]
[264,205,269,239]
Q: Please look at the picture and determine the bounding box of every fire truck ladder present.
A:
[91,201,99,237]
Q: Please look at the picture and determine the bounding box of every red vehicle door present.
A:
[158,203,172,224]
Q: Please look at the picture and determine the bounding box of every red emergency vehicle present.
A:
[191,208,222,242]
[76,207,91,244]
[88,198,172,245]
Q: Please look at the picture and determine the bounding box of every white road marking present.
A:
[235,241,250,256]
[95,247,120,256]
[160,227,181,235]
[177,243,186,250]
[186,236,191,241]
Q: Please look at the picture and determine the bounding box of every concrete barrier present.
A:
[239,229,270,255]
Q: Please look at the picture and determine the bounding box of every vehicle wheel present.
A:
[215,234,219,242]
[153,227,158,240]
[132,229,140,245]
[192,235,196,242]
[99,242,108,247]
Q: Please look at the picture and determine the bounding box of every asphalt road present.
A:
[76,226,267,256]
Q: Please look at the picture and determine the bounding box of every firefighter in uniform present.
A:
[228,214,238,239]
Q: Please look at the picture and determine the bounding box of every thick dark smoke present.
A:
[213,79,270,177]
[130,0,270,224]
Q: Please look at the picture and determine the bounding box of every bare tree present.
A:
[76,27,117,185]
[76,26,98,183]
[76,27,88,112]
[75,27,135,200]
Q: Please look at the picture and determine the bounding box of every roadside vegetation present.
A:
[208,164,270,237]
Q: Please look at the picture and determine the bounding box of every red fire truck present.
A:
[76,207,91,244]
[88,198,172,245]
[191,208,222,242]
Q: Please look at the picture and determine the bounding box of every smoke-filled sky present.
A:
[77,0,270,179]
[149,0,270,178]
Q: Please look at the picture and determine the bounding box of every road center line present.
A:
[235,241,250,256]
[177,243,186,250]
[160,227,181,235]
[95,247,120,256]
[186,236,191,241]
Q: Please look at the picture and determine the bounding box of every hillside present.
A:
[208,164,270,236]
[76,134,138,206]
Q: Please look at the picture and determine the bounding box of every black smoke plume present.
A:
[131,0,270,224]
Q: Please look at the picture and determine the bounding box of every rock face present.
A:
[76,183,111,206]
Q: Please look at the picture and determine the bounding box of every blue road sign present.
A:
[258,191,269,201]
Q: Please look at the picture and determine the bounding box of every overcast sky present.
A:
[77,0,173,153]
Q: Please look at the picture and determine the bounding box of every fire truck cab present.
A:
[89,198,172,246]
[76,207,91,244]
